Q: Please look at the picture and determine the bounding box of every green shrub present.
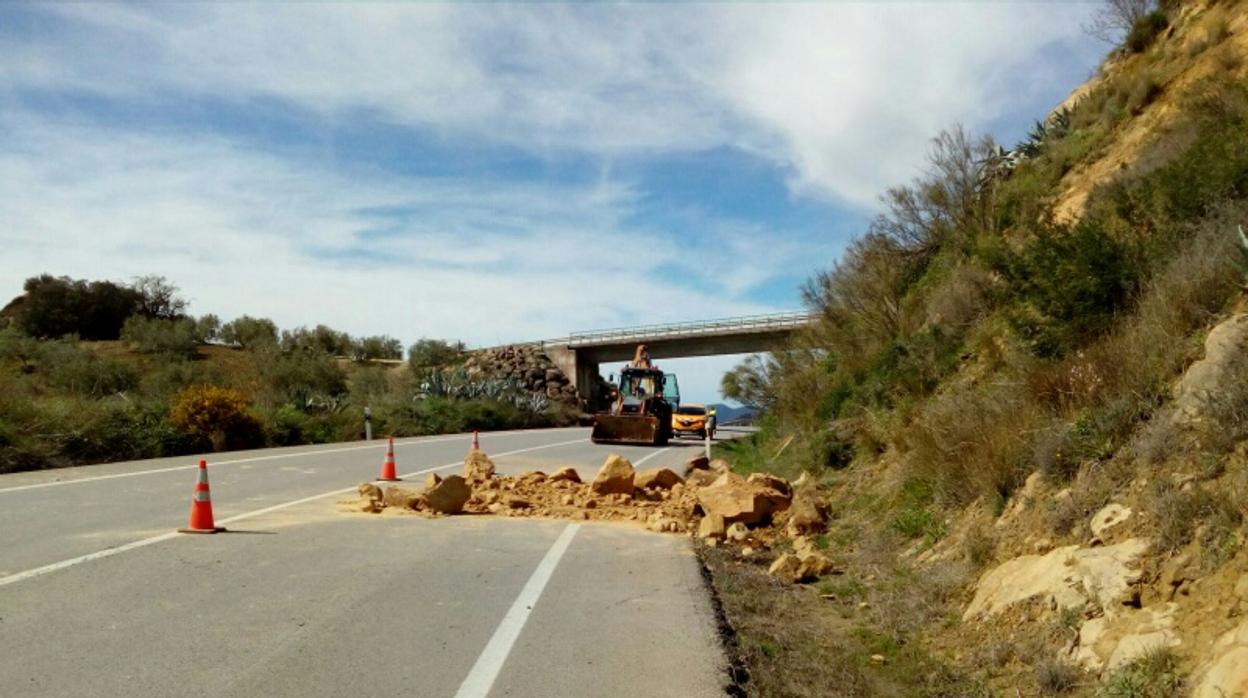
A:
[261,351,348,409]
[1002,220,1142,356]
[1125,11,1169,54]
[38,341,139,397]
[120,315,200,357]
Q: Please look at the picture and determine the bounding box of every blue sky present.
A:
[0,3,1105,401]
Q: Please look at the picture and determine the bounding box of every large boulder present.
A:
[464,449,496,481]
[591,454,636,495]
[696,473,791,525]
[635,467,683,491]
[424,475,472,514]
[785,477,828,537]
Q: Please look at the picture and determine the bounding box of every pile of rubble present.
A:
[348,449,836,585]
[462,346,582,406]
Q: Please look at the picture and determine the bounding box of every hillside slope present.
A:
[713,2,1248,695]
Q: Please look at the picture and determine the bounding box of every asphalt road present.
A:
[0,427,742,697]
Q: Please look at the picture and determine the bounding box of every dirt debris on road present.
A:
[343,448,832,583]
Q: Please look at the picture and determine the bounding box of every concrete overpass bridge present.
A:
[533,311,813,400]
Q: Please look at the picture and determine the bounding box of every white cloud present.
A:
[0,112,783,342]
[4,3,1098,207]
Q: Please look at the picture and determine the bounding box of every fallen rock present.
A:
[685,469,720,489]
[591,454,636,495]
[464,449,496,481]
[747,472,792,498]
[518,470,547,483]
[709,458,732,473]
[383,486,422,510]
[785,477,827,537]
[357,482,384,512]
[798,551,836,578]
[727,522,750,542]
[768,553,806,583]
[424,475,472,514]
[635,467,683,491]
[697,475,791,526]
[549,467,581,483]
[424,472,442,490]
[698,514,727,540]
[1090,503,1132,538]
[682,455,710,474]
[963,539,1150,620]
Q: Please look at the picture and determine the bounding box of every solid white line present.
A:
[0,428,583,495]
[454,523,581,698]
[0,437,589,588]
[631,447,673,468]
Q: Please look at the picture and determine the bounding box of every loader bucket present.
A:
[591,414,661,445]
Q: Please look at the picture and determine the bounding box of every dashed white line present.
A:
[454,523,581,698]
[0,437,588,588]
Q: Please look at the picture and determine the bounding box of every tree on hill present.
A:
[14,275,142,340]
[1084,0,1156,44]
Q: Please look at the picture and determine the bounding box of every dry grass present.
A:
[901,381,1044,505]
[700,542,984,698]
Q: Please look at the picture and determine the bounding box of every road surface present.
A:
[0,427,741,697]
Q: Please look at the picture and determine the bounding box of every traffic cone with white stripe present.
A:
[179,459,225,534]
[471,430,480,451]
[378,436,400,481]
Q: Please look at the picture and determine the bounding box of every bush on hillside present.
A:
[169,385,263,452]
[1126,10,1169,53]
[407,338,465,370]
[120,316,201,357]
[1001,220,1142,357]
[261,351,348,409]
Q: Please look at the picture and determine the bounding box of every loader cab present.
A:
[617,367,679,412]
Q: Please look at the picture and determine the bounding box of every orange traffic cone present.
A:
[471,430,480,451]
[179,460,225,534]
[378,436,400,481]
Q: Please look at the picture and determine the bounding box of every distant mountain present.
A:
[707,403,756,424]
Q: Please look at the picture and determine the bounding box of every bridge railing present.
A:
[475,311,814,353]
[564,311,813,347]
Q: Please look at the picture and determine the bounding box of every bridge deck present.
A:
[564,311,812,348]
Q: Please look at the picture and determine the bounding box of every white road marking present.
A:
[632,447,673,467]
[0,428,583,495]
[0,437,588,588]
[454,523,580,698]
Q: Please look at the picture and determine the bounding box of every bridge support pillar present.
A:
[545,344,599,404]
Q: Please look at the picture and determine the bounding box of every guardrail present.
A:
[475,311,813,352]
